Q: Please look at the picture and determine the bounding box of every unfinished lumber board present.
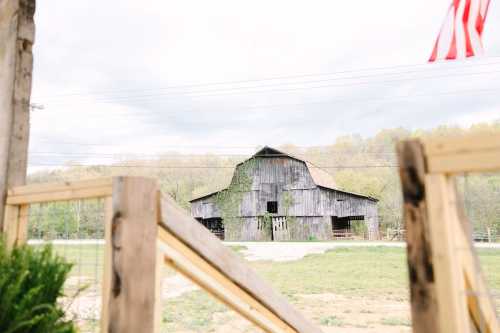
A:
[2,204,20,249]
[424,133,500,174]
[423,133,500,156]
[8,178,112,196]
[425,174,470,333]
[426,150,500,174]
[158,227,296,333]
[100,197,112,333]
[0,0,36,230]
[6,178,113,204]
[396,140,439,333]
[159,194,322,333]
[452,189,499,333]
[153,241,162,333]
[106,177,160,333]
[15,204,29,244]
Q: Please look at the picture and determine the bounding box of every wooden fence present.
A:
[2,135,499,333]
[397,133,500,333]
[2,176,322,333]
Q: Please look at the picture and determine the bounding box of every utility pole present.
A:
[0,0,36,230]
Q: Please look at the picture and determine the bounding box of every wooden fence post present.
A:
[101,196,113,332]
[425,174,470,333]
[396,140,439,333]
[103,177,161,333]
[397,137,500,333]
[0,0,36,231]
[2,203,28,248]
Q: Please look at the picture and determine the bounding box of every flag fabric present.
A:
[429,0,491,62]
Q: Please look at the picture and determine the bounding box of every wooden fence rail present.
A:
[158,194,322,333]
[4,136,500,333]
[397,133,500,333]
[3,176,322,333]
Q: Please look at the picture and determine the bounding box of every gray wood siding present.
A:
[249,157,316,191]
[191,156,379,240]
[191,199,221,219]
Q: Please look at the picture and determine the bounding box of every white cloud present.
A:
[29,0,500,166]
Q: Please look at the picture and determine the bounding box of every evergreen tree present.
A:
[0,240,77,333]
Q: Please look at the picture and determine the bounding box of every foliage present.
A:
[213,159,256,238]
[28,122,500,237]
[28,201,104,240]
[380,317,411,326]
[351,220,368,237]
[459,173,500,238]
[281,191,294,215]
[0,240,77,333]
[162,290,227,331]
[320,315,345,327]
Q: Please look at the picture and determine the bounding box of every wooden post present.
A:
[104,177,161,333]
[397,137,500,333]
[425,174,470,333]
[2,203,28,248]
[101,197,113,332]
[0,0,36,231]
[396,140,439,333]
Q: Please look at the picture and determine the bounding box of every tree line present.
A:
[28,122,500,240]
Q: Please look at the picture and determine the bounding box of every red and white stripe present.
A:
[429,0,491,62]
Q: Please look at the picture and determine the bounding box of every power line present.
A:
[29,141,400,148]
[33,56,500,100]
[28,152,397,157]
[30,142,261,148]
[37,68,500,105]
[27,163,399,169]
[32,87,500,121]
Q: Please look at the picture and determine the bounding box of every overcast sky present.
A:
[28,0,500,167]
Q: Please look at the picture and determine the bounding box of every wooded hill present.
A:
[28,122,500,238]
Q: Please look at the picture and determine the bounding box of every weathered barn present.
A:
[190,147,379,241]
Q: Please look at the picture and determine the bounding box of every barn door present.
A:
[272,217,290,241]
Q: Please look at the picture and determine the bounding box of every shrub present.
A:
[0,240,77,333]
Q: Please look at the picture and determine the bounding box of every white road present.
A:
[224,241,500,262]
[27,239,499,262]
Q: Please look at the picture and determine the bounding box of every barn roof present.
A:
[190,146,378,202]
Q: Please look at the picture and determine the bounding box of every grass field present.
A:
[161,246,500,333]
[41,244,500,332]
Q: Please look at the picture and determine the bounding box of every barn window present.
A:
[267,201,278,213]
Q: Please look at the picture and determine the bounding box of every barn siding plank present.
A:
[190,156,378,240]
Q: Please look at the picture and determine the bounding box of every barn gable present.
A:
[190,146,379,241]
[191,146,376,202]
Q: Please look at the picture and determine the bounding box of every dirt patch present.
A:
[170,292,412,333]
[162,274,199,299]
[297,293,411,333]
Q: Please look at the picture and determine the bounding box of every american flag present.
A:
[429,0,491,62]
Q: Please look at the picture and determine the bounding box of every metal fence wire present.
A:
[461,173,500,317]
[26,199,105,333]
[14,173,498,333]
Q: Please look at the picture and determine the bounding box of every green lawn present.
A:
[29,243,499,332]
[44,244,500,296]
[251,247,409,297]
[161,246,500,332]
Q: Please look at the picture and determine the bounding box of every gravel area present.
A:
[224,241,499,262]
